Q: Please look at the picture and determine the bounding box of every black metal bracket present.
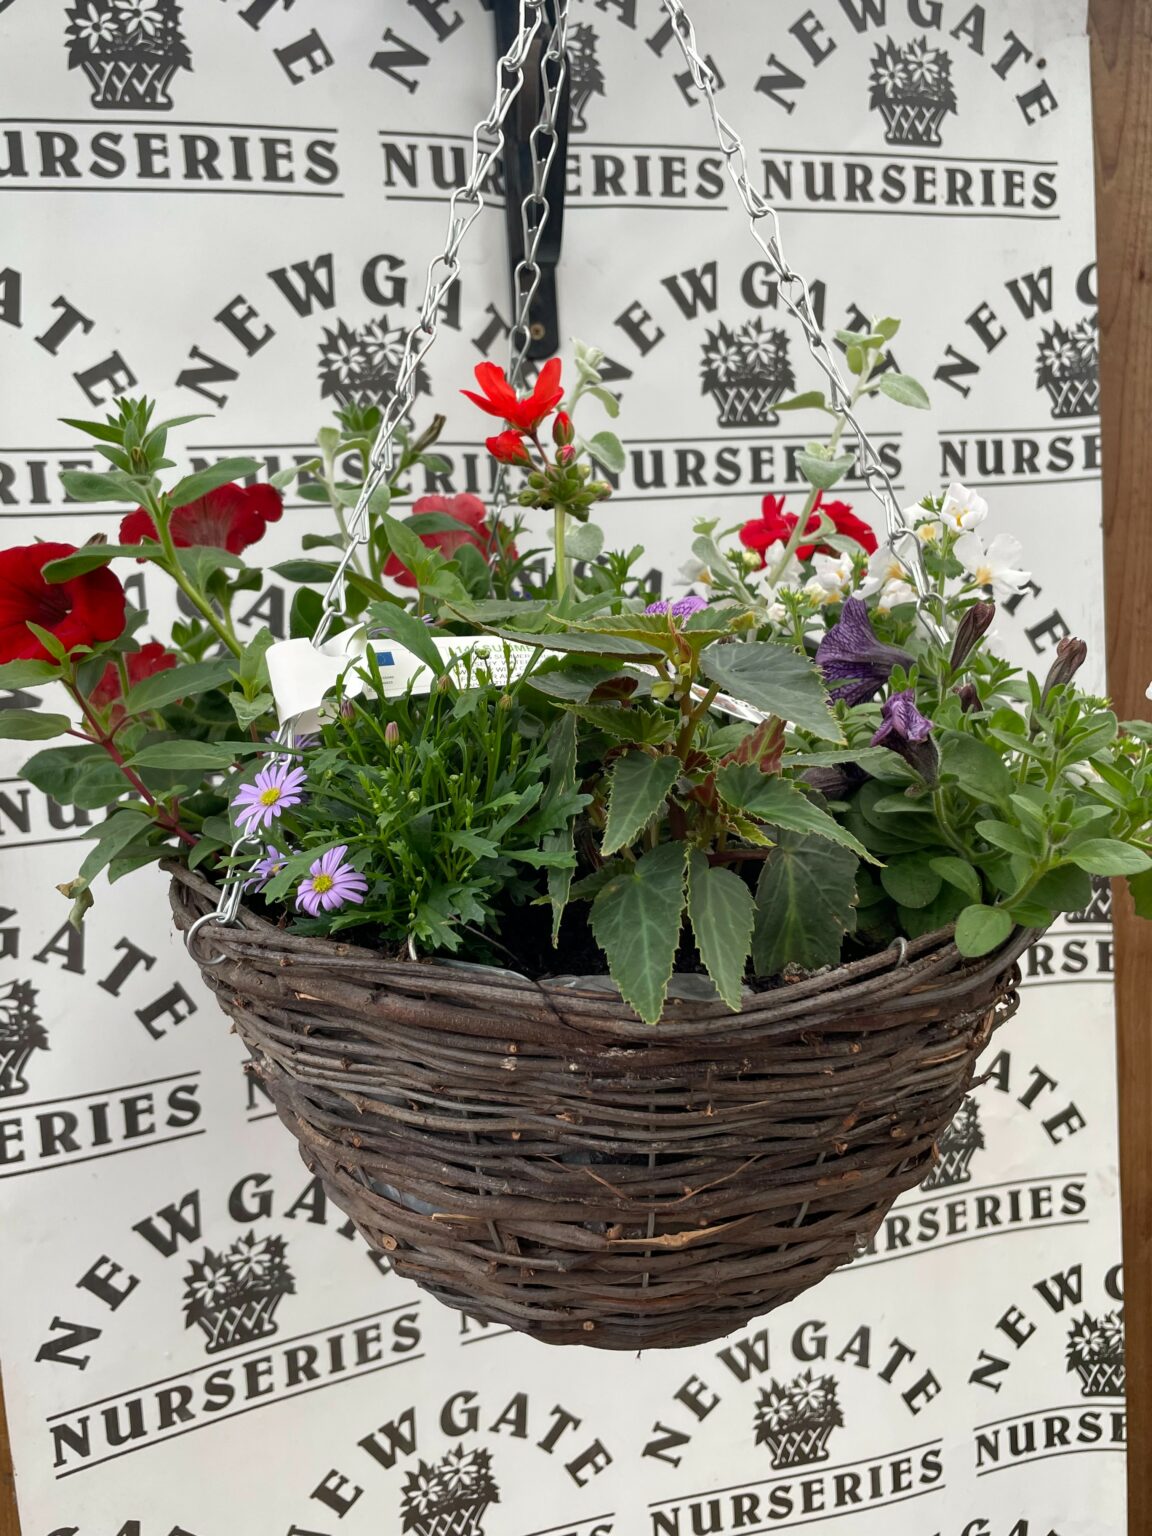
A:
[480,0,570,360]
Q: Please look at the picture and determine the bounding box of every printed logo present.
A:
[319,318,432,409]
[65,0,192,113]
[753,1369,843,1469]
[1036,316,1100,420]
[869,35,958,146]
[183,1229,296,1354]
[920,1095,984,1191]
[568,22,606,134]
[1066,1310,1125,1400]
[0,978,48,1099]
[1067,875,1111,924]
[400,1444,500,1536]
[700,319,795,429]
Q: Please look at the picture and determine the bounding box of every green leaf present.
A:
[880,856,943,909]
[228,691,275,729]
[1029,864,1093,913]
[874,317,901,342]
[586,385,620,418]
[168,458,262,510]
[77,808,153,882]
[976,819,1037,858]
[20,743,105,800]
[0,710,72,740]
[602,752,682,856]
[367,605,449,679]
[58,470,148,503]
[796,450,856,491]
[567,522,604,562]
[173,546,244,589]
[752,830,858,976]
[1128,868,1152,920]
[938,731,1013,806]
[716,765,872,860]
[270,458,321,490]
[490,627,659,659]
[126,741,265,770]
[42,545,152,582]
[587,431,625,475]
[1065,839,1152,876]
[590,842,688,1024]
[272,559,337,584]
[72,759,133,810]
[878,372,931,409]
[377,508,428,577]
[542,712,580,945]
[772,391,827,413]
[929,855,982,903]
[700,641,841,742]
[955,904,1014,956]
[0,659,60,687]
[686,849,753,1010]
[125,657,234,713]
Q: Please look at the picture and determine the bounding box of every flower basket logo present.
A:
[921,1094,984,1189]
[319,319,432,409]
[65,1,192,113]
[869,36,957,147]
[400,1445,500,1536]
[754,1369,844,1469]
[567,23,605,133]
[701,319,795,429]
[1066,1310,1125,1398]
[1036,316,1100,419]
[182,1231,295,1354]
[0,980,48,1100]
[1067,874,1112,924]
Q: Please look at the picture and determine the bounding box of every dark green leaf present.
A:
[125,657,234,713]
[590,842,688,1025]
[59,470,148,503]
[929,855,982,903]
[272,559,337,584]
[938,731,1013,806]
[602,752,682,856]
[686,849,753,1011]
[1128,869,1152,920]
[0,710,72,740]
[78,809,154,883]
[42,545,151,581]
[955,903,1014,956]
[168,458,261,510]
[716,765,872,860]
[976,819,1037,858]
[1029,864,1093,913]
[368,605,449,679]
[752,830,858,976]
[542,712,580,945]
[772,391,827,413]
[880,856,942,909]
[0,659,59,687]
[700,641,841,742]
[126,740,266,770]
[490,628,659,659]
[20,743,105,801]
[1065,839,1152,876]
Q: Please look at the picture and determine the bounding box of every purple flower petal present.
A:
[645,595,709,620]
[816,597,914,705]
[870,689,938,783]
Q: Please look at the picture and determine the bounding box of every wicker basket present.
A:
[170,864,1030,1350]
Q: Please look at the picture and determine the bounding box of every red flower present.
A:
[383,494,516,588]
[462,357,564,434]
[738,492,878,567]
[485,431,532,467]
[0,542,126,664]
[120,483,283,556]
[90,642,178,725]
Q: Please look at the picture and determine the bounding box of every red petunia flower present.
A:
[120,483,284,556]
[90,642,179,724]
[0,542,127,664]
[462,357,564,434]
[485,430,532,467]
[739,492,878,567]
[383,494,516,589]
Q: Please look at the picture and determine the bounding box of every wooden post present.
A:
[1091,3,1152,1534]
[0,1377,16,1536]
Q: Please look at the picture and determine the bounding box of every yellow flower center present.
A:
[258,786,282,807]
[312,873,334,895]
[973,563,994,586]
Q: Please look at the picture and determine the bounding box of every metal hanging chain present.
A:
[657,0,948,645]
[310,0,552,651]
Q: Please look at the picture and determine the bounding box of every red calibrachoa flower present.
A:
[383,494,516,589]
[90,642,179,725]
[120,483,284,556]
[462,358,564,434]
[739,491,878,567]
[0,542,126,664]
[485,430,532,467]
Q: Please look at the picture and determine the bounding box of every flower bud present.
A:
[485,430,531,467]
[384,720,400,746]
[955,682,981,713]
[339,698,356,720]
[498,693,513,712]
[949,600,996,671]
[1042,636,1088,701]
[552,411,575,447]
[588,481,612,499]
[556,444,577,467]
[528,471,548,489]
[517,488,537,507]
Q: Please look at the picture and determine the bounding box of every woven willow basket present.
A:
[171,863,1032,1350]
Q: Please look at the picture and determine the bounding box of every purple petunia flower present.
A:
[871,688,939,784]
[296,845,369,917]
[232,762,307,832]
[815,596,914,706]
[646,595,708,620]
[246,845,290,892]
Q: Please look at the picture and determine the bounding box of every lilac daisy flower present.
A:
[232,762,307,832]
[870,688,939,784]
[815,596,913,706]
[296,846,369,917]
[645,595,709,620]
[246,845,290,893]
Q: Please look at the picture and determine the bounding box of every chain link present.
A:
[658,0,948,644]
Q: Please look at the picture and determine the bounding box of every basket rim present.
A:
[167,861,1036,1037]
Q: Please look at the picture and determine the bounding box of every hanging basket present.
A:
[170,864,1030,1350]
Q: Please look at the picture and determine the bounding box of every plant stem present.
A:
[554,506,569,599]
[931,787,968,856]
[149,493,243,657]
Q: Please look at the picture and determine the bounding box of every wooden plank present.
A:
[1090,3,1152,1534]
[0,1375,18,1536]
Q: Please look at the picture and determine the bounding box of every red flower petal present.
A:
[0,542,126,664]
[90,641,178,718]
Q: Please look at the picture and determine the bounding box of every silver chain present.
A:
[658,0,947,644]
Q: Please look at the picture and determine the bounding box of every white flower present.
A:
[858,544,909,598]
[954,530,1031,599]
[808,551,855,598]
[1146,679,1152,701]
[940,482,989,531]
[677,557,709,585]
[70,4,118,45]
[113,0,163,39]
[877,578,919,611]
